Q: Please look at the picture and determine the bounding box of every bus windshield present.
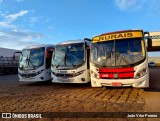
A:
[91,38,145,67]
[52,43,85,69]
[19,47,45,69]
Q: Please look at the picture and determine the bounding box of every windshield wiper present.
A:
[26,56,36,69]
[101,50,114,67]
[19,54,24,69]
[100,49,128,66]
[116,53,136,67]
[55,50,78,68]
[56,59,64,68]
[55,51,66,68]
[118,54,130,65]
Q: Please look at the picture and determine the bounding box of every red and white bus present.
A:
[88,29,151,88]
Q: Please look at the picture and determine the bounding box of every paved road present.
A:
[143,68,160,121]
[0,68,160,120]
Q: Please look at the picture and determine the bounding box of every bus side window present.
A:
[46,48,54,69]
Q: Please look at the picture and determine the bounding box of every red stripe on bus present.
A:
[99,72,134,79]
[99,67,134,73]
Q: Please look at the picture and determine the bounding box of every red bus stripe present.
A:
[99,67,134,73]
[99,72,134,79]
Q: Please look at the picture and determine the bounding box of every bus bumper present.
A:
[19,75,47,82]
[91,74,149,88]
[51,75,89,83]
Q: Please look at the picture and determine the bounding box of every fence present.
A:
[0,56,19,75]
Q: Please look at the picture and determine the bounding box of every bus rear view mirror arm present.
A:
[13,51,22,60]
[84,38,92,42]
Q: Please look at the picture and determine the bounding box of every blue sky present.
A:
[0,0,160,56]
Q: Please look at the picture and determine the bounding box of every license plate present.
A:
[58,78,68,82]
[23,70,29,74]
[59,71,67,74]
[112,82,122,86]
[23,77,31,80]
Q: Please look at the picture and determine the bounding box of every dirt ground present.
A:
[0,68,160,121]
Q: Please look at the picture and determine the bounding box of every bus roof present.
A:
[94,29,143,37]
[23,44,54,50]
[56,40,84,45]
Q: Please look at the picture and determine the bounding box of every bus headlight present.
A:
[75,70,84,76]
[135,68,147,79]
[36,70,43,76]
[91,70,98,78]
[52,71,56,76]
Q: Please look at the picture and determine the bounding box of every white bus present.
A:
[18,45,54,82]
[88,29,152,88]
[51,40,90,83]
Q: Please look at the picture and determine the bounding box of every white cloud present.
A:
[0,10,28,30]
[30,17,39,23]
[0,21,16,28]
[114,0,160,19]
[0,13,6,17]
[0,30,45,50]
[5,10,28,22]
[0,9,49,50]
[114,0,145,11]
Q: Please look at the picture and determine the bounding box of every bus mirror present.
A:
[148,38,152,48]
[84,38,92,42]
[144,32,149,35]
[144,31,152,48]
[13,51,21,60]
